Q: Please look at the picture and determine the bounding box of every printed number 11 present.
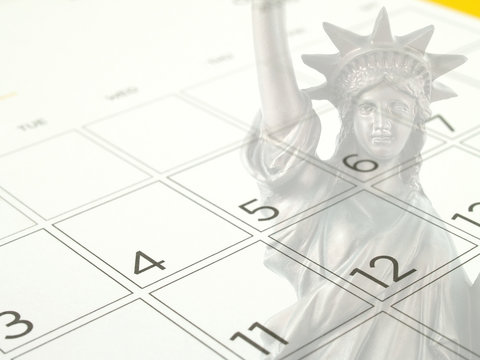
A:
[231,322,288,355]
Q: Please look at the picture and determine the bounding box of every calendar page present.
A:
[0,0,479,359]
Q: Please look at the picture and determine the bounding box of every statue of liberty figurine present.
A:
[244,1,479,358]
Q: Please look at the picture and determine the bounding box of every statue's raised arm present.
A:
[251,0,306,131]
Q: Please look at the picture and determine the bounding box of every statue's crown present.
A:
[302,8,466,106]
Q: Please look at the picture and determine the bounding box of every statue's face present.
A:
[352,83,417,160]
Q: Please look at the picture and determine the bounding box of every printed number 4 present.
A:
[239,199,279,221]
[134,251,166,274]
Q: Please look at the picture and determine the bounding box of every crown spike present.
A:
[430,81,458,102]
[428,53,467,79]
[323,22,366,55]
[302,54,339,78]
[301,6,466,108]
[397,25,434,54]
[370,7,394,44]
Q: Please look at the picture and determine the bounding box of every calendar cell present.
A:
[86,96,246,173]
[54,182,251,288]
[303,312,467,360]
[270,191,475,301]
[170,141,355,231]
[15,300,222,360]
[393,255,480,358]
[0,230,128,353]
[0,132,149,219]
[152,241,371,360]
[375,147,480,239]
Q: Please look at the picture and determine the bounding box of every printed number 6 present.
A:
[343,154,378,172]
[239,199,279,221]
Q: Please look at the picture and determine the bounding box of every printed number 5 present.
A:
[0,311,33,339]
[239,199,279,221]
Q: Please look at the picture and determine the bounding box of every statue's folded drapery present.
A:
[244,103,476,359]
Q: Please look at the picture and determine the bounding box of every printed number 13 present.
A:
[452,202,480,228]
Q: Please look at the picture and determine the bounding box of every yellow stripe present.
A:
[0,92,17,101]
[425,0,480,18]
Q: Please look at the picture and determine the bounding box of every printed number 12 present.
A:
[350,256,416,288]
